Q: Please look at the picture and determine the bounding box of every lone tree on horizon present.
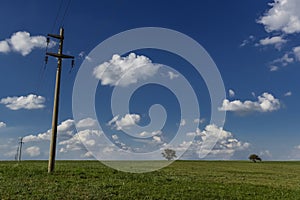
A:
[249,154,262,162]
[162,149,177,161]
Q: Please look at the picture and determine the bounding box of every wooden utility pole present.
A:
[18,137,24,161]
[46,27,74,173]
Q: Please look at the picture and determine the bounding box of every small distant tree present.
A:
[249,154,262,163]
[162,149,177,161]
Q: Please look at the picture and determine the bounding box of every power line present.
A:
[36,0,73,95]
[60,0,72,27]
[51,0,64,33]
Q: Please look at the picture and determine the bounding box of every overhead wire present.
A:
[36,0,73,93]
[60,0,72,28]
[37,1,63,92]
[51,0,64,33]
[59,0,75,76]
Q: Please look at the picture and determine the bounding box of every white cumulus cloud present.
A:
[193,118,205,124]
[139,130,162,137]
[293,46,300,61]
[229,89,235,98]
[219,92,280,114]
[0,122,6,128]
[180,119,186,126]
[0,31,55,56]
[201,126,250,158]
[112,134,119,140]
[240,35,255,47]
[152,135,162,143]
[258,0,300,34]
[76,118,97,129]
[0,41,10,53]
[284,91,292,96]
[269,65,279,72]
[258,36,287,49]
[78,51,92,62]
[23,118,101,156]
[93,53,160,87]
[108,114,141,130]
[25,146,40,157]
[273,53,294,66]
[23,119,76,142]
[167,71,179,80]
[294,145,300,150]
[0,94,45,110]
[59,129,101,153]
[181,124,250,159]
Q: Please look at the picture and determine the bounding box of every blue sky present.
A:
[0,0,300,161]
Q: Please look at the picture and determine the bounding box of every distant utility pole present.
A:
[17,137,24,161]
[15,146,19,161]
[46,27,74,173]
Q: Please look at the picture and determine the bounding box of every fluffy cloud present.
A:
[25,146,40,157]
[21,117,250,160]
[59,129,101,153]
[229,89,235,98]
[181,124,250,159]
[186,128,202,137]
[112,134,119,141]
[240,35,255,47]
[0,122,6,128]
[152,135,162,143]
[0,31,55,56]
[289,145,300,160]
[269,65,279,72]
[219,92,280,114]
[258,36,287,49]
[0,94,45,110]
[273,53,294,66]
[76,118,97,129]
[271,46,300,69]
[108,114,140,130]
[23,118,101,157]
[201,124,250,151]
[139,130,162,137]
[258,0,300,34]
[293,46,300,61]
[23,119,75,142]
[78,51,92,62]
[179,119,186,126]
[257,1,300,69]
[167,71,179,80]
[0,41,10,53]
[82,151,94,158]
[294,145,300,150]
[0,140,18,159]
[284,91,292,96]
[193,118,205,124]
[93,53,160,87]
[259,150,272,159]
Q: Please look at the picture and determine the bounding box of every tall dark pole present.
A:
[47,27,74,173]
[18,137,24,161]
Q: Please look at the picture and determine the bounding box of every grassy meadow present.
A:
[0,160,300,199]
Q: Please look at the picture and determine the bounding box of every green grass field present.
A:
[1,160,300,199]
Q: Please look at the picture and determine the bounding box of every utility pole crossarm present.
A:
[46,52,74,59]
[47,33,63,40]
